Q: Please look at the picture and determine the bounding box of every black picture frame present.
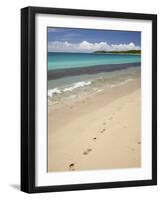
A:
[21,6,157,193]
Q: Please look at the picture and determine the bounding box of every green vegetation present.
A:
[94,50,141,54]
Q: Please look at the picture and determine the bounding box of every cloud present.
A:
[48,41,140,52]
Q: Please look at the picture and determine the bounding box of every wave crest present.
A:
[48,81,91,97]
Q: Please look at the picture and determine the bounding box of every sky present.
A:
[48,27,141,53]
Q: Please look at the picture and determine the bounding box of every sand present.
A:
[48,78,141,172]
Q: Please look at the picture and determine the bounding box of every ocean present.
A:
[48,52,141,70]
[48,52,141,106]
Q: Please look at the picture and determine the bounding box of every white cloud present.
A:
[48,41,140,52]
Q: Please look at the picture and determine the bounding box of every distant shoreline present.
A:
[48,62,141,80]
[48,52,141,55]
[93,50,141,55]
[93,52,141,56]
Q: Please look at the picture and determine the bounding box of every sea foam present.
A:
[48,88,61,97]
[63,81,91,92]
[110,78,133,88]
[48,81,91,97]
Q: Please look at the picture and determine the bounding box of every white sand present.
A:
[48,78,141,172]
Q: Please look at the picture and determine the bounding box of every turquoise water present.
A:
[48,52,141,105]
[48,52,141,70]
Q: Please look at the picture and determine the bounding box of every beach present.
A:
[48,73,141,172]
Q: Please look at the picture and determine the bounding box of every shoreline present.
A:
[48,77,141,172]
[94,53,141,56]
[48,62,141,80]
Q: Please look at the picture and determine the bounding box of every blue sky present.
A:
[48,27,141,52]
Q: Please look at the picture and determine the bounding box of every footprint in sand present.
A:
[83,148,92,155]
[69,163,75,171]
[131,148,135,152]
[108,117,113,120]
[100,128,106,133]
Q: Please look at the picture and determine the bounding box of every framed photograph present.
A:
[21,6,157,193]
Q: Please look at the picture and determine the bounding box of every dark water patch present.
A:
[48,62,141,80]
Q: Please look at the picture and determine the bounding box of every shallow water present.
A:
[48,52,141,70]
[48,66,141,106]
